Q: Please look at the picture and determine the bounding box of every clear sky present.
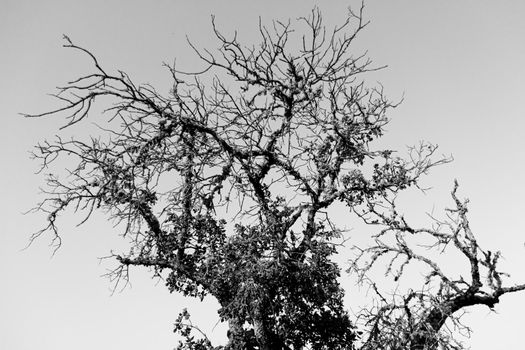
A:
[2,0,525,348]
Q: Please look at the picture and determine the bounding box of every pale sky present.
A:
[2,0,525,349]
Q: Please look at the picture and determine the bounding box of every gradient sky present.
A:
[2,0,525,348]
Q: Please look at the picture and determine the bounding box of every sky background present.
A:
[2,0,525,348]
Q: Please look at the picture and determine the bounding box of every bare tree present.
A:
[26,4,524,350]
[348,179,525,350]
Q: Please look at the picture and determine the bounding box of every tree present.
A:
[27,5,525,350]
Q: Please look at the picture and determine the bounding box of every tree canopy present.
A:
[27,5,525,350]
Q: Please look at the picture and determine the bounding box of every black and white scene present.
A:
[2,1,525,349]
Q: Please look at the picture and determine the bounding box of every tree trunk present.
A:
[226,318,244,350]
[253,317,273,350]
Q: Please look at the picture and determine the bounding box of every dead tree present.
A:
[349,180,525,350]
[26,4,524,349]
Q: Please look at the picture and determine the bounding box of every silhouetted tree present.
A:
[27,4,525,349]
